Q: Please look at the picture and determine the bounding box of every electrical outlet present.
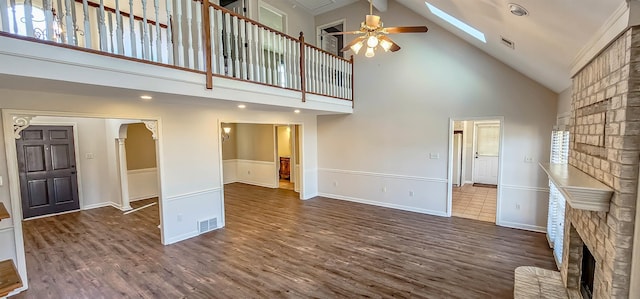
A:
[177,214,183,222]
[409,191,414,197]
[429,153,440,159]
[247,170,251,175]
[86,153,95,159]
[524,156,533,163]
[382,187,387,193]
[516,204,521,210]
[333,181,338,187]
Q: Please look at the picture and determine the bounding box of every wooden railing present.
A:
[0,0,353,102]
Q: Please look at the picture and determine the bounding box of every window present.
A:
[425,2,486,43]
[547,128,570,267]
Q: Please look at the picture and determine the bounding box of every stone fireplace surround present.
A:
[561,26,640,298]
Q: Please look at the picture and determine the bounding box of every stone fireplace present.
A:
[563,26,640,298]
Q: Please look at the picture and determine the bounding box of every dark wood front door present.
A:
[16,126,80,219]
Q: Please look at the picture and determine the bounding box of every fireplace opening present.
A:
[581,244,596,299]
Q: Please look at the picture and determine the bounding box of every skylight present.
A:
[425,2,486,43]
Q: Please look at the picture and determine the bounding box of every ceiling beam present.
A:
[371,0,387,12]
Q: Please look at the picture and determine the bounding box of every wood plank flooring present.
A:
[13,183,555,298]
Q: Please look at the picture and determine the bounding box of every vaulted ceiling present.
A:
[304,0,625,93]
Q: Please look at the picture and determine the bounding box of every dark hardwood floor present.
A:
[14,183,555,298]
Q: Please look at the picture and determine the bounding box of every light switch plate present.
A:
[86,153,95,159]
[430,153,440,159]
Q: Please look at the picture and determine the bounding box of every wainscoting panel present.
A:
[128,168,159,201]
[223,160,277,188]
[0,227,17,262]
[223,160,238,184]
[318,168,448,216]
[498,184,549,232]
[163,188,223,245]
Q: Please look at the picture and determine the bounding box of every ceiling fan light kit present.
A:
[329,0,428,58]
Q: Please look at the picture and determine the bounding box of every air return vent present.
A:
[198,218,218,233]
[500,36,515,49]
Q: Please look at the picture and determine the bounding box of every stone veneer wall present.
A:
[564,27,640,298]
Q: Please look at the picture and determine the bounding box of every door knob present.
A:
[71,171,77,174]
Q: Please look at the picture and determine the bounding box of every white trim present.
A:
[165,188,222,203]
[127,167,158,174]
[234,159,276,165]
[501,184,549,193]
[82,202,118,211]
[318,193,449,217]
[499,221,546,233]
[164,230,200,245]
[570,2,629,76]
[318,168,448,183]
[447,116,505,223]
[464,180,474,185]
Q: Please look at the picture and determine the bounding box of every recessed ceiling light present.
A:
[508,3,528,17]
[140,95,153,100]
[425,2,486,43]
[238,104,246,109]
[294,109,301,114]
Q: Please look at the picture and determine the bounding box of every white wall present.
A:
[223,159,277,188]
[316,1,557,231]
[557,87,572,124]
[252,0,316,43]
[128,168,160,201]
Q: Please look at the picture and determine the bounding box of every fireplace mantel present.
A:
[539,163,614,212]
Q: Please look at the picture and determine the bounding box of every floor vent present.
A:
[198,218,218,233]
[500,36,515,49]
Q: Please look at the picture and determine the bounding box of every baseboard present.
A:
[130,194,159,202]
[498,220,546,233]
[318,192,448,217]
[164,230,200,245]
[83,202,124,211]
[223,180,238,185]
[235,179,277,189]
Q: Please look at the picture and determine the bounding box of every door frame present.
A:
[316,19,346,53]
[447,117,504,226]
[218,119,305,199]
[257,0,288,34]
[23,121,85,217]
[471,120,501,185]
[3,109,166,293]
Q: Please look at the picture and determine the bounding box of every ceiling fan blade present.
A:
[379,35,401,52]
[341,36,366,52]
[384,26,429,34]
[325,31,363,36]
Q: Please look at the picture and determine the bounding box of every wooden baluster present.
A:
[0,0,9,33]
[341,60,346,98]
[63,0,74,43]
[70,0,78,44]
[108,11,114,52]
[281,36,288,87]
[98,0,107,50]
[195,2,203,70]
[299,33,305,100]
[232,16,240,78]
[82,0,91,47]
[284,38,291,88]
[43,0,53,40]
[128,0,137,57]
[175,0,184,66]
[265,30,272,85]
[186,0,194,68]
[9,0,17,34]
[253,26,258,83]
[246,22,254,81]
[55,0,64,42]
[223,12,232,76]
[148,22,154,60]
[309,48,314,93]
[153,0,162,62]
[215,8,224,75]
[114,0,123,54]
[23,0,33,37]
[141,0,150,60]
[165,0,173,64]
[332,57,336,97]
[209,5,217,74]
[240,19,247,79]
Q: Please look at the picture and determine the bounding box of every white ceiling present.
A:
[392,0,624,92]
[289,0,358,15]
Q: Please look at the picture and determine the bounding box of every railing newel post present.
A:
[203,0,213,89]
[299,31,306,103]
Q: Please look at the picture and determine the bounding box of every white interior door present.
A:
[322,34,339,56]
[473,123,499,185]
[224,0,247,16]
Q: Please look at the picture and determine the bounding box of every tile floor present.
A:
[452,184,497,223]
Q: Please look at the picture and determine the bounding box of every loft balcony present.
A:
[0,0,354,113]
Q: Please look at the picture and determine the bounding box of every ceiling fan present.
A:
[327,0,428,57]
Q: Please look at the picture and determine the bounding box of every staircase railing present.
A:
[0,0,354,102]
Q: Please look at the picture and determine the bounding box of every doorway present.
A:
[221,0,248,16]
[275,125,298,191]
[448,118,502,223]
[317,20,345,57]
